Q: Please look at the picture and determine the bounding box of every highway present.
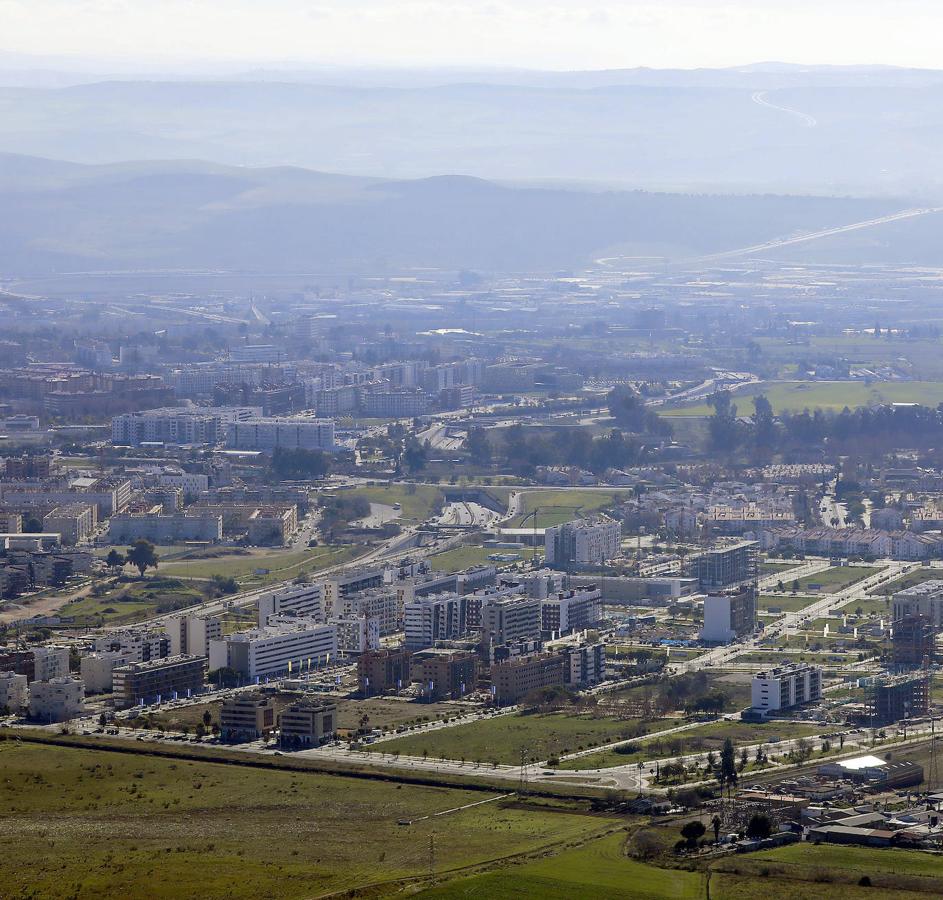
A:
[751,90,817,128]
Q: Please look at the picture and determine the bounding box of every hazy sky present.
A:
[3,1,942,71]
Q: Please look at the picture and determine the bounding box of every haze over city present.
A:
[3,3,943,900]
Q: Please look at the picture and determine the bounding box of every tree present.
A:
[402,438,428,474]
[98,713,108,729]
[125,540,159,578]
[746,813,772,840]
[202,710,212,729]
[105,549,126,574]
[718,738,738,794]
[711,815,722,843]
[270,447,330,481]
[465,426,492,465]
[680,820,705,849]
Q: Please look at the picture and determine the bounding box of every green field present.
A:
[428,544,540,572]
[758,593,821,614]
[343,483,445,523]
[161,544,362,584]
[417,831,703,900]
[0,739,614,900]
[379,712,647,765]
[557,720,822,771]
[759,561,800,576]
[660,379,943,417]
[793,566,881,594]
[507,490,627,529]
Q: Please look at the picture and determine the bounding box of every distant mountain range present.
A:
[0,153,908,275]
[1,66,943,196]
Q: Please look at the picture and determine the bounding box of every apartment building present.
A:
[893,580,943,628]
[544,519,621,570]
[330,615,381,655]
[564,642,606,688]
[491,653,567,705]
[258,583,323,626]
[700,589,757,643]
[112,406,259,446]
[107,512,223,544]
[0,670,28,712]
[403,593,468,650]
[689,540,759,590]
[225,417,335,452]
[410,648,478,700]
[540,587,602,636]
[164,613,223,658]
[80,651,130,693]
[33,646,71,682]
[28,676,85,722]
[480,594,542,647]
[357,647,411,696]
[751,663,823,713]
[42,503,97,545]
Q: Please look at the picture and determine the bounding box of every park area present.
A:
[0,737,614,900]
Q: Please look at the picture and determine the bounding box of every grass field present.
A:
[379,712,647,765]
[758,594,822,613]
[344,483,445,523]
[58,577,205,626]
[557,720,822,770]
[428,544,540,572]
[660,379,943,417]
[759,561,800,576]
[792,566,881,594]
[507,490,627,529]
[417,830,704,899]
[161,544,362,584]
[0,739,614,900]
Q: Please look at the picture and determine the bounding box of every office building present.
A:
[0,670,28,713]
[357,647,411,696]
[689,540,758,590]
[112,655,207,708]
[209,619,337,681]
[544,519,621,570]
[751,663,823,713]
[410,648,478,700]
[701,588,757,643]
[540,587,602,636]
[28,676,85,722]
[278,699,337,748]
[491,653,567,705]
[219,693,275,742]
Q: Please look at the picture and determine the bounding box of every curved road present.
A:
[751,90,817,128]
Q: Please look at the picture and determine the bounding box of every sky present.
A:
[2,0,942,72]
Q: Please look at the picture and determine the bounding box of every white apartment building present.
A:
[112,406,259,446]
[33,646,71,682]
[540,587,602,635]
[892,580,943,628]
[751,664,823,712]
[342,589,398,636]
[28,676,85,722]
[544,519,621,569]
[257,583,323,626]
[225,417,335,452]
[80,651,129,693]
[209,618,337,680]
[158,471,209,498]
[480,594,542,646]
[700,590,756,643]
[0,671,28,712]
[164,613,223,657]
[403,594,468,650]
[94,628,169,663]
[330,615,381,654]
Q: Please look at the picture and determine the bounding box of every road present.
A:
[751,90,817,128]
[696,206,943,263]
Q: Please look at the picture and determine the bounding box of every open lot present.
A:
[792,566,881,594]
[869,567,943,596]
[507,490,627,529]
[557,720,823,770]
[758,593,821,614]
[379,711,648,765]
[161,544,362,584]
[0,739,613,900]
[428,543,540,572]
[58,577,205,626]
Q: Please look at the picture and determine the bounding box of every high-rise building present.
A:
[689,541,758,590]
[403,594,468,650]
[544,519,621,570]
[700,588,756,643]
[480,594,542,647]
